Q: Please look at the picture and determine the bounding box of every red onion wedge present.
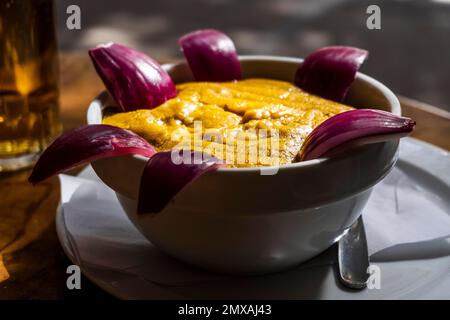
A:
[179,29,241,82]
[138,150,224,214]
[295,46,368,102]
[89,43,177,112]
[28,125,156,184]
[299,109,416,161]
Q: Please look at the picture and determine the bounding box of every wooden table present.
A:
[1,53,449,299]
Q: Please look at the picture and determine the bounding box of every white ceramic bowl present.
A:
[87,56,401,275]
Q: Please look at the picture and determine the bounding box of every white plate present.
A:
[56,138,450,299]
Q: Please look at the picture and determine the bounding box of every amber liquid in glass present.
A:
[0,0,61,171]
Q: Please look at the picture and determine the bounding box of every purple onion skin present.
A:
[179,29,242,82]
[295,46,368,102]
[89,43,177,112]
[29,125,156,184]
[299,109,416,161]
[138,150,223,214]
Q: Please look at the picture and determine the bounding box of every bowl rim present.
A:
[87,55,401,173]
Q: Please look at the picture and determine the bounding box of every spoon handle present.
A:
[338,215,370,289]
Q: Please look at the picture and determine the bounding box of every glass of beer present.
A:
[0,0,61,172]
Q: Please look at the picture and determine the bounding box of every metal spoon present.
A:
[338,215,370,289]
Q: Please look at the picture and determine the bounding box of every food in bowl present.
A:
[29,29,415,274]
[102,79,353,167]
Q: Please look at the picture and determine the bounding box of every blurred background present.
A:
[55,0,450,111]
